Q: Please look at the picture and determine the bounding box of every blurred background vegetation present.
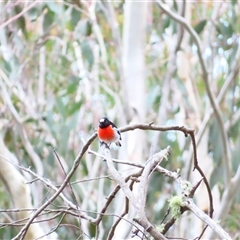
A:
[0,1,240,239]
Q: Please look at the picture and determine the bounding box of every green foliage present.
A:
[81,39,94,69]
[78,19,92,36]
[193,19,207,34]
[43,8,55,31]
[210,165,224,189]
[217,21,234,39]
[208,119,224,165]
[70,8,81,28]
[28,7,40,22]
[14,5,28,39]
[225,204,240,234]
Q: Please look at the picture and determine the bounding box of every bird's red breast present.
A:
[98,125,115,141]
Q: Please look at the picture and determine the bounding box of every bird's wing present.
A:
[110,121,122,140]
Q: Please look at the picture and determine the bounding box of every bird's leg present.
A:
[100,141,110,149]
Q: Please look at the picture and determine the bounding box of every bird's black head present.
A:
[99,117,110,128]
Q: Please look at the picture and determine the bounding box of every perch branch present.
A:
[103,144,170,240]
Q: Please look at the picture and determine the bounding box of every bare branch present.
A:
[103,145,137,206]
[183,199,231,240]
[12,133,97,240]
[0,1,38,29]
[103,144,169,240]
[107,186,131,240]
[138,147,171,214]
[156,164,231,239]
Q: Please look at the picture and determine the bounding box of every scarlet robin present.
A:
[97,117,122,147]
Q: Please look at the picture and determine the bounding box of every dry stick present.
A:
[55,174,112,187]
[0,1,38,29]
[94,170,145,240]
[12,133,97,240]
[107,181,132,240]
[94,185,121,225]
[108,177,148,240]
[155,169,194,235]
[102,146,137,205]
[93,169,143,226]
[183,199,231,240]
[162,208,188,236]
[157,152,212,239]
[138,146,171,219]
[36,212,68,240]
[188,132,213,239]
[90,146,178,236]
[156,0,231,186]
[0,211,63,228]
[136,147,171,239]
[53,149,82,235]
[103,144,169,240]
[95,181,146,239]
[0,207,94,229]
[0,153,91,219]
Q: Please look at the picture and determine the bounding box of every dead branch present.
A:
[103,144,170,240]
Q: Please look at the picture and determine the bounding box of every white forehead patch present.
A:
[99,118,105,123]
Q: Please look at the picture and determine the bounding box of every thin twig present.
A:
[36,212,67,240]
[53,149,82,236]
[0,1,38,29]
[12,133,97,240]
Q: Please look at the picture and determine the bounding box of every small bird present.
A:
[97,117,122,147]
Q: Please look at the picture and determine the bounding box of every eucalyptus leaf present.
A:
[193,19,207,34]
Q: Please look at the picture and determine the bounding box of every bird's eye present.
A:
[99,118,105,123]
